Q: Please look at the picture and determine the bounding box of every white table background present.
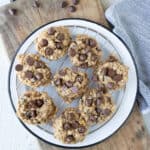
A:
[4,1,150,150]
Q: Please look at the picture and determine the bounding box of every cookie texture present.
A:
[68,35,102,68]
[35,26,71,60]
[96,56,128,90]
[17,91,57,124]
[15,54,51,87]
[79,88,115,125]
[52,67,89,103]
[53,108,88,144]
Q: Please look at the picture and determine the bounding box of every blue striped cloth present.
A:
[105,0,150,114]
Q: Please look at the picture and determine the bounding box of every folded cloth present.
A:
[105,0,150,114]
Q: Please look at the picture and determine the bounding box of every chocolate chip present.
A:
[97,85,107,94]
[25,71,33,79]
[56,42,63,49]
[26,101,36,109]
[68,5,76,12]
[65,135,74,143]
[33,0,40,8]
[72,0,79,5]
[39,39,48,47]
[45,47,54,55]
[54,78,62,86]
[47,27,56,35]
[25,110,37,119]
[69,48,76,57]
[65,81,73,88]
[107,68,116,77]
[80,63,88,68]
[15,64,23,71]
[34,73,43,80]
[84,46,91,53]
[59,69,66,76]
[8,8,17,15]
[35,99,44,107]
[113,74,122,82]
[95,97,103,106]
[85,98,93,107]
[75,75,83,83]
[103,108,111,116]
[61,1,68,8]
[89,39,96,47]
[79,54,87,61]
[56,33,64,41]
[63,122,71,130]
[102,68,108,75]
[95,107,102,115]
[71,121,79,129]
[34,61,45,68]
[78,126,86,133]
[26,56,34,66]
[107,82,114,89]
[89,114,97,122]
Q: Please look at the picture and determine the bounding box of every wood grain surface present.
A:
[0,0,149,149]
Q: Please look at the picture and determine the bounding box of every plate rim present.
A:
[8,18,139,149]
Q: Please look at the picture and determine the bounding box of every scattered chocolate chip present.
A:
[79,54,87,61]
[71,121,79,129]
[68,5,76,12]
[103,108,111,116]
[33,0,40,8]
[80,63,88,68]
[56,42,63,49]
[25,110,37,119]
[97,85,107,94]
[95,107,102,115]
[107,82,114,89]
[85,98,93,107]
[54,78,63,86]
[61,1,68,8]
[34,61,45,68]
[47,27,56,35]
[107,68,116,77]
[102,68,108,75]
[56,33,65,41]
[59,69,66,76]
[89,39,96,47]
[26,101,36,109]
[84,46,91,53]
[75,75,83,83]
[65,81,73,88]
[69,48,76,57]
[25,71,33,79]
[45,47,54,55]
[113,74,122,82]
[8,8,17,16]
[63,122,71,130]
[72,0,79,5]
[65,135,74,143]
[35,99,44,107]
[78,126,86,133]
[15,64,23,71]
[26,56,34,66]
[34,72,43,80]
[95,97,103,106]
[89,114,97,122]
[39,39,48,47]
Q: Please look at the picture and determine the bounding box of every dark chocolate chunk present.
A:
[45,47,54,55]
[61,1,68,8]
[95,107,102,115]
[65,81,73,88]
[35,99,44,107]
[89,39,96,47]
[33,1,40,8]
[79,54,87,61]
[71,121,79,129]
[47,27,56,35]
[34,61,45,68]
[63,122,71,130]
[56,42,63,49]
[95,97,103,106]
[69,48,76,57]
[75,75,83,83]
[15,64,23,71]
[107,82,114,89]
[39,39,48,47]
[103,108,111,116]
[107,68,116,77]
[34,72,43,80]
[113,74,122,82]
[26,56,34,66]
[65,135,74,143]
[85,98,93,107]
[59,69,66,76]
[25,110,37,119]
[78,125,86,133]
[68,5,76,12]
[25,71,33,79]
[54,78,63,86]
[89,114,97,122]
[56,33,64,41]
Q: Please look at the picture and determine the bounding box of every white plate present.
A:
[8,19,138,148]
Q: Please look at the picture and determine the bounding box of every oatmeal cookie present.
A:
[15,54,51,88]
[17,91,57,124]
[53,108,88,144]
[52,67,88,103]
[79,88,115,125]
[35,26,71,60]
[68,35,102,68]
[95,56,128,90]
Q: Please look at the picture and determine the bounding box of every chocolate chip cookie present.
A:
[68,35,102,68]
[79,88,115,125]
[35,26,71,60]
[52,67,88,103]
[17,91,57,124]
[53,108,88,144]
[15,54,51,88]
[95,56,128,90]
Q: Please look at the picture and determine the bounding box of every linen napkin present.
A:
[105,0,150,114]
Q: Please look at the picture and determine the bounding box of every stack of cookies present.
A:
[15,26,128,144]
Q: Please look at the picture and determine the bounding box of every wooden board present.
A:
[0,0,149,149]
